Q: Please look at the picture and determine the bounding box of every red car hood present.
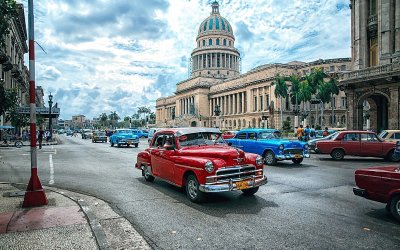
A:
[355,166,400,176]
[179,145,246,165]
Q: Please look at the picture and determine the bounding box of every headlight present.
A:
[304,144,309,150]
[279,144,284,150]
[204,161,214,173]
[256,156,264,166]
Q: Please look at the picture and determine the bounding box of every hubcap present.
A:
[144,166,150,178]
[187,179,197,199]
[266,153,273,164]
[335,152,341,159]
[396,199,400,215]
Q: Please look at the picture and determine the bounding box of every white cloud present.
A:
[21,0,351,120]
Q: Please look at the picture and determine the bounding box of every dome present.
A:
[197,1,234,38]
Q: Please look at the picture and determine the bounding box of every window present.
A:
[260,95,263,111]
[223,39,226,46]
[248,132,257,140]
[341,97,346,108]
[254,96,257,111]
[265,95,270,110]
[202,40,205,46]
[229,41,231,47]
[330,65,335,72]
[209,39,212,45]
[216,38,220,45]
[216,17,220,29]
[203,22,207,31]
[221,18,226,30]
[390,133,400,139]
[340,65,346,71]
[361,133,378,142]
[343,133,359,141]
[209,18,213,30]
[153,134,165,147]
[237,133,247,139]
[227,24,230,32]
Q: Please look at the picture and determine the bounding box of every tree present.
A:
[99,113,108,128]
[0,0,17,49]
[108,111,119,128]
[272,74,288,128]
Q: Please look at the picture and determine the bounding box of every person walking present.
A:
[322,127,330,137]
[296,125,304,141]
[304,125,311,142]
[38,127,44,149]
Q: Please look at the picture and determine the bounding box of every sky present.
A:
[21,0,351,120]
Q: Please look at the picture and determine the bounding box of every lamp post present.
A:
[214,105,221,128]
[48,93,53,140]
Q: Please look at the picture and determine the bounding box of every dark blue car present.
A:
[226,128,310,165]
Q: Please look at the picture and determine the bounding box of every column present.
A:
[395,0,400,53]
[256,88,260,111]
[233,93,236,114]
[389,87,399,129]
[228,55,231,69]
[220,53,222,68]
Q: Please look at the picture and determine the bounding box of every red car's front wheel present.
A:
[390,195,400,222]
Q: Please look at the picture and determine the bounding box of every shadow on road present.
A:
[365,208,400,225]
[136,177,278,218]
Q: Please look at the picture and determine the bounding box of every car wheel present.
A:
[330,149,344,160]
[386,149,400,162]
[135,143,138,148]
[110,142,114,147]
[186,174,204,203]
[292,158,303,164]
[143,165,155,182]
[390,195,400,222]
[242,187,259,196]
[14,141,23,148]
[263,151,277,166]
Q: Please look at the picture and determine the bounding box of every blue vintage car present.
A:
[109,129,140,148]
[226,128,310,165]
[131,129,148,138]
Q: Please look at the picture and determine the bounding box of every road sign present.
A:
[16,106,60,115]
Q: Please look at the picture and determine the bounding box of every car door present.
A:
[360,133,383,157]
[150,133,176,182]
[228,132,246,149]
[341,133,361,155]
[246,132,259,154]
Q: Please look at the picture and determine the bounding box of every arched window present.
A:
[216,17,220,29]
[209,39,212,45]
[227,24,230,32]
[229,41,231,47]
[221,19,226,30]
[223,39,226,46]
[203,22,207,31]
[202,40,205,47]
[216,38,220,45]
[209,18,213,30]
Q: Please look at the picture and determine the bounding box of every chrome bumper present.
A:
[199,176,268,193]
[275,153,310,160]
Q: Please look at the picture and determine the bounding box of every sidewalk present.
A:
[0,134,61,148]
[0,183,151,249]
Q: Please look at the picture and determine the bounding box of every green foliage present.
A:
[272,74,288,98]
[0,80,19,115]
[0,0,18,48]
[282,117,292,132]
[6,108,29,127]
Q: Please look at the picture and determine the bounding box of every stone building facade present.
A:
[339,0,400,131]
[0,3,30,125]
[156,2,351,130]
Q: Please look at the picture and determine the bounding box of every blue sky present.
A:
[22,0,351,120]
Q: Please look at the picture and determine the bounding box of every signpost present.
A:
[16,106,60,115]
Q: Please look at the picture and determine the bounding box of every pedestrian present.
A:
[38,127,44,149]
[322,127,329,137]
[296,125,304,141]
[310,125,316,140]
[304,125,311,142]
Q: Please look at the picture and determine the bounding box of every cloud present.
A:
[21,0,351,121]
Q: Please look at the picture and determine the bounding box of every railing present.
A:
[339,62,400,81]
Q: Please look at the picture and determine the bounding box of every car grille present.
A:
[284,148,303,154]
[215,165,257,181]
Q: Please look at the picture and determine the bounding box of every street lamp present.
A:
[48,93,53,140]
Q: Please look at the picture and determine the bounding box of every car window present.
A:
[248,132,256,140]
[152,134,165,148]
[390,132,400,139]
[343,133,359,141]
[163,134,174,147]
[361,133,378,142]
[236,133,247,139]
[379,131,388,138]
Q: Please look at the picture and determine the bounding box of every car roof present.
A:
[237,128,280,133]
[339,130,376,134]
[156,127,221,136]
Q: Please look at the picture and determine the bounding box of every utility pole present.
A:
[23,0,48,207]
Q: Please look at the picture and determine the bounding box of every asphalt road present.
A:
[1,135,399,249]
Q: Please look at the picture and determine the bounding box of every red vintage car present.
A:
[315,130,400,162]
[135,127,267,202]
[221,130,237,139]
[353,166,400,221]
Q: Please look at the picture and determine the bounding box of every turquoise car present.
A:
[109,129,140,148]
[226,128,310,165]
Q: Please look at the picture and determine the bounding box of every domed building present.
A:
[156,1,351,130]
[191,1,240,78]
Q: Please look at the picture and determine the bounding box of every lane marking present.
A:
[49,154,54,185]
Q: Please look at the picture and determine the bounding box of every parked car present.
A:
[92,131,107,143]
[315,129,338,139]
[379,130,400,142]
[135,127,267,203]
[66,130,73,136]
[307,132,339,153]
[131,129,148,138]
[221,130,237,139]
[316,130,400,162]
[109,129,140,147]
[226,128,310,166]
[353,166,400,221]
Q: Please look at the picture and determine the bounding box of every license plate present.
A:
[236,181,249,190]
[294,154,302,158]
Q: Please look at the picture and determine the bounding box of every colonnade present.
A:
[178,96,195,116]
[192,53,239,71]
[209,92,246,116]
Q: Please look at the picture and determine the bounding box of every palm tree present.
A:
[99,113,108,128]
[272,74,288,129]
[108,111,120,128]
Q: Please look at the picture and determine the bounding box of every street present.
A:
[0,135,399,249]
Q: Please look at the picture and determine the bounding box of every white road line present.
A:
[49,154,54,185]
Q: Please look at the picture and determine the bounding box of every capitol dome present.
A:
[191,1,240,79]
